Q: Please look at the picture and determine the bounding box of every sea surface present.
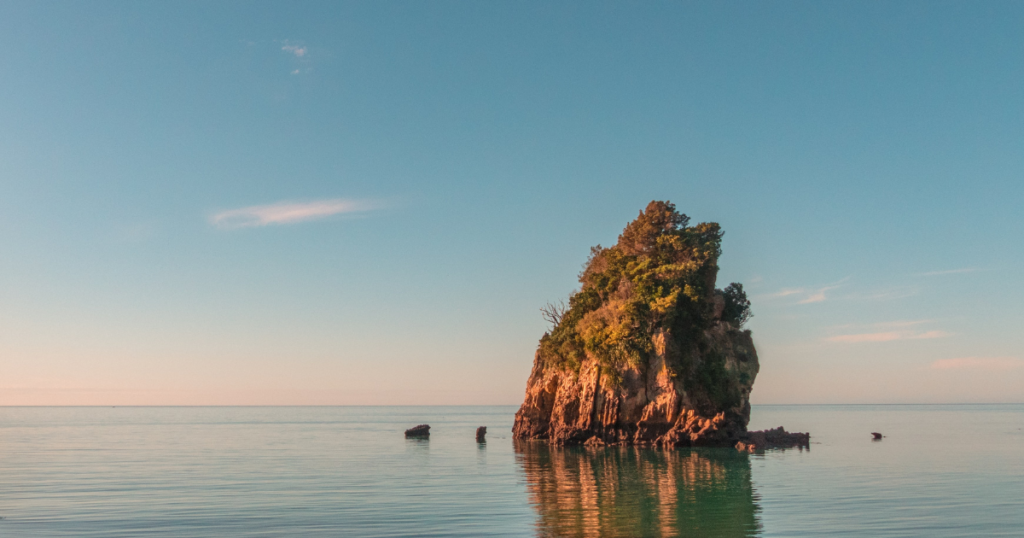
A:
[0,404,1021,537]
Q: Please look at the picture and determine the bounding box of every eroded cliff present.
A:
[513,201,759,447]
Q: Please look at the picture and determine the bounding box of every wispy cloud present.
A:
[827,331,904,343]
[798,286,836,304]
[915,267,979,277]
[279,40,312,75]
[841,287,918,302]
[763,288,805,299]
[826,330,949,344]
[282,43,307,58]
[760,278,920,305]
[913,330,949,339]
[931,357,1023,371]
[210,199,379,229]
[831,319,935,330]
[875,319,934,329]
[760,278,849,304]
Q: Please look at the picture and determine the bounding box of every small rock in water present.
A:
[405,424,430,438]
[737,426,810,452]
[872,432,883,440]
[476,426,487,442]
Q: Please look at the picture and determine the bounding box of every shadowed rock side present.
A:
[513,201,760,448]
[515,443,759,538]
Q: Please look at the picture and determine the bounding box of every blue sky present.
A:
[1,1,1022,404]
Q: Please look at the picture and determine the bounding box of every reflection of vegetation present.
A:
[537,201,752,405]
[516,442,759,538]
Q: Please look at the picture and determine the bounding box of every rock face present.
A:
[513,201,761,448]
[513,323,759,447]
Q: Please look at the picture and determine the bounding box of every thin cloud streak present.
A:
[913,330,949,339]
[876,319,934,328]
[916,267,979,277]
[841,287,918,302]
[210,199,380,229]
[931,357,1023,371]
[794,280,843,301]
[826,330,950,343]
[829,319,936,331]
[764,288,804,299]
[798,288,829,304]
[760,277,850,304]
[828,331,904,343]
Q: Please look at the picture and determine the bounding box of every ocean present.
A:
[0,405,1021,537]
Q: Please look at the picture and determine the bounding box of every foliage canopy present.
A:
[539,201,751,381]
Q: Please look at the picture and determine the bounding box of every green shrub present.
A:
[721,282,752,328]
[538,201,751,379]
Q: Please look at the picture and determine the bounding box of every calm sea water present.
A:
[0,405,1021,537]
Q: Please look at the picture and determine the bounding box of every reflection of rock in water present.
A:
[515,442,759,538]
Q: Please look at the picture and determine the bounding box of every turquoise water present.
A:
[0,405,1021,536]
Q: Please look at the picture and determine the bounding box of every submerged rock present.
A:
[476,426,487,442]
[736,427,810,452]
[405,424,430,438]
[513,202,773,448]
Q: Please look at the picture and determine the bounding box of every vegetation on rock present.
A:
[537,201,752,408]
[514,200,762,447]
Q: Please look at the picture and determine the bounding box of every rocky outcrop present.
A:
[513,201,770,448]
[513,322,759,447]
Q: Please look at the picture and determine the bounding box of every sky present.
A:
[1,1,1022,405]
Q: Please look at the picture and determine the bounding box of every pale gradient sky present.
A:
[2,1,1023,405]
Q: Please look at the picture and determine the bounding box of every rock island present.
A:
[513,201,804,449]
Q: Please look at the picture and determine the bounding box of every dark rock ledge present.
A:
[405,424,430,438]
[735,427,810,452]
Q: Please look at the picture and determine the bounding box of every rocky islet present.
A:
[513,201,808,449]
